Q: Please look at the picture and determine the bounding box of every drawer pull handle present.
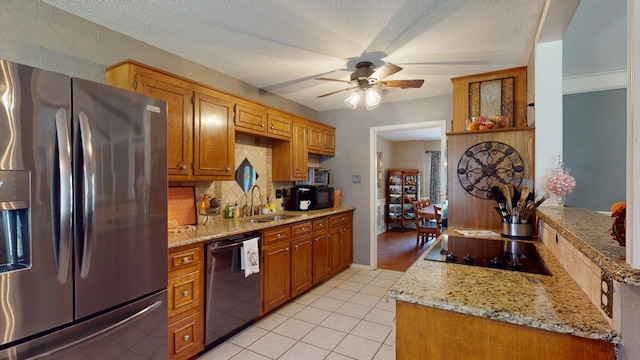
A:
[183,291,189,297]
[183,334,190,341]
[182,257,189,264]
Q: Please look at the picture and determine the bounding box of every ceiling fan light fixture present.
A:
[365,88,381,110]
[344,91,361,109]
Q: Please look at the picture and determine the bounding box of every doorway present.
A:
[369,121,447,270]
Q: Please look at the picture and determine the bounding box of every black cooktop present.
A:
[424,235,551,276]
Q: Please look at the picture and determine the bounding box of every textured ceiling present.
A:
[42,1,626,142]
[43,0,547,112]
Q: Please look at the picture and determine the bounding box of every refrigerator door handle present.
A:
[77,112,95,278]
[26,300,164,359]
[53,109,72,283]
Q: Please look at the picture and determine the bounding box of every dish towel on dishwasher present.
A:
[241,237,260,277]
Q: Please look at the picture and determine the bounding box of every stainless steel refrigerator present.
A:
[0,59,168,359]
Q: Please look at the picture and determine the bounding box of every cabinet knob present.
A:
[270,125,275,129]
[182,257,189,264]
[183,334,190,341]
[260,122,264,127]
[225,167,231,172]
[276,233,281,238]
[183,291,189,297]
[177,161,188,170]
[295,244,299,250]
[284,247,289,254]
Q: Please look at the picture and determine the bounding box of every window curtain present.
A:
[429,151,441,202]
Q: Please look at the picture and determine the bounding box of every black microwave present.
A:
[284,186,334,211]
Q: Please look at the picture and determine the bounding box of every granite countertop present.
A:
[168,207,355,248]
[536,206,640,286]
[387,229,620,343]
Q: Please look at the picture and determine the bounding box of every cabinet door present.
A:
[272,118,308,181]
[329,228,342,276]
[235,101,267,135]
[136,74,193,177]
[323,126,336,156]
[262,242,291,313]
[291,118,308,179]
[312,232,330,284]
[192,90,235,179]
[267,110,292,139]
[291,235,313,297]
[341,223,353,268]
[307,121,324,153]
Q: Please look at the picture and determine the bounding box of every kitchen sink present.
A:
[243,214,300,223]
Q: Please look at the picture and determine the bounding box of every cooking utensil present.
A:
[519,186,529,214]
[502,184,512,214]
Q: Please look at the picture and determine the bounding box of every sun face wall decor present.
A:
[456,141,525,200]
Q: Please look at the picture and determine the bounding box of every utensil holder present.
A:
[501,222,532,240]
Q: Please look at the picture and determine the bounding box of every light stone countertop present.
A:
[536,206,640,286]
[168,207,355,248]
[387,228,621,343]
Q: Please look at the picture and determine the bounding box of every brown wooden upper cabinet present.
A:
[451,66,527,133]
[266,109,293,140]
[192,89,235,178]
[234,99,268,136]
[106,60,234,181]
[307,121,336,156]
[272,117,308,181]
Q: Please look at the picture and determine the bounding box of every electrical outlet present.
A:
[353,175,361,183]
[275,189,283,198]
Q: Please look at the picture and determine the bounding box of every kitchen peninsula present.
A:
[387,206,632,360]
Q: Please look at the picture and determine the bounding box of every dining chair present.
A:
[415,205,441,248]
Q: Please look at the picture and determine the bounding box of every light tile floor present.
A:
[200,267,402,360]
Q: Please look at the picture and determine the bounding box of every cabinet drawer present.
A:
[169,246,201,274]
[330,212,353,228]
[169,312,203,359]
[291,221,312,237]
[313,218,328,233]
[263,226,291,245]
[168,271,200,317]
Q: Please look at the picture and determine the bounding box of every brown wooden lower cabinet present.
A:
[312,218,330,283]
[261,211,353,315]
[396,300,615,360]
[168,244,205,360]
[329,212,353,276]
[291,221,314,297]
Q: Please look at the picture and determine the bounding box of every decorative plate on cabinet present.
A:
[456,141,524,199]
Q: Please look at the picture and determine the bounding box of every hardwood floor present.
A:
[377,227,435,272]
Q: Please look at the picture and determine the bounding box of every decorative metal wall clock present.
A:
[457,141,524,199]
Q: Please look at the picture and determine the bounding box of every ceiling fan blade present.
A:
[369,63,402,81]
[315,77,351,83]
[381,79,424,89]
[317,87,354,98]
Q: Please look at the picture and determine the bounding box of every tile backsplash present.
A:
[171,133,320,224]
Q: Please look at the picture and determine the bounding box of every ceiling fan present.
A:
[315,61,425,99]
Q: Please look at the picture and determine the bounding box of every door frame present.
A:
[369,120,447,269]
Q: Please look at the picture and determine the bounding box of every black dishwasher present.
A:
[205,233,261,348]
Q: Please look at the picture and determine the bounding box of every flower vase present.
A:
[547,156,576,207]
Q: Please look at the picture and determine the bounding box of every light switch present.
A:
[352,175,361,183]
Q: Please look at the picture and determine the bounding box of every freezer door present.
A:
[0,60,74,346]
[0,290,167,360]
[72,78,168,319]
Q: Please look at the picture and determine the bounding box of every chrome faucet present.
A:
[250,184,262,216]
